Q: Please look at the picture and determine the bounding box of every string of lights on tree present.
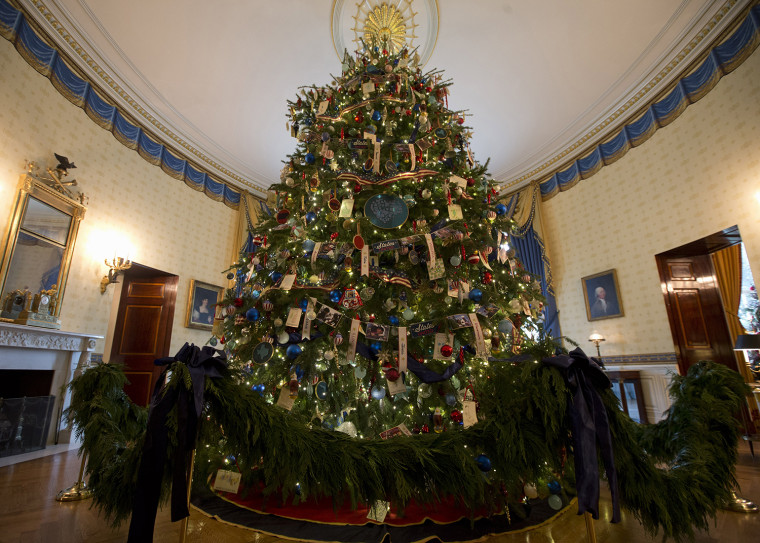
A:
[217,42,548,440]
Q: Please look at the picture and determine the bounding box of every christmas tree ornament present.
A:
[245,308,260,322]
[316,380,329,400]
[305,211,317,224]
[467,253,480,265]
[277,330,290,344]
[433,407,444,433]
[468,288,483,303]
[333,333,344,346]
[475,454,492,472]
[498,319,514,335]
[482,327,492,339]
[285,177,295,187]
[305,152,316,164]
[440,344,453,357]
[548,480,562,494]
[548,495,563,511]
[262,300,274,312]
[371,385,386,400]
[354,365,366,378]
[329,289,342,303]
[286,344,302,359]
[495,203,507,215]
[324,350,335,361]
[450,410,463,424]
[483,271,493,284]
[402,308,415,320]
[445,392,457,406]
[306,309,317,320]
[523,483,539,499]
[303,239,316,253]
[385,367,400,381]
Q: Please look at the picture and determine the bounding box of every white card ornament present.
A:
[373,142,381,173]
[387,376,407,396]
[280,274,296,291]
[339,199,355,218]
[364,131,377,144]
[470,312,488,356]
[362,81,375,95]
[286,307,302,328]
[276,387,295,411]
[302,298,315,340]
[317,100,328,114]
[311,242,321,267]
[448,204,463,221]
[449,175,468,188]
[398,326,408,373]
[361,245,369,277]
[408,143,415,170]
[433,332,454,360]
[427,259,445,280]
[347,318,361,365]
[367,501,391,522]
[213,469,242,494]
[462,400,478,428]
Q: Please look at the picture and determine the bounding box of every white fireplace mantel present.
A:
[0,321,102,445]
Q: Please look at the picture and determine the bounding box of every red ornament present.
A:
[440,344,453,357]
[330,232,339,241]
[354,183,362,193]
[483,272,493,285]
[457,117,465,125]
[220,335,226,344]
[467,177,476,187]
[354,111,363,123]
[385,368,400,381]
[421,424,430,434]
[405,109,412,116]
[234,297,244,307]
[467,253,480,265]
[450,410,463,424]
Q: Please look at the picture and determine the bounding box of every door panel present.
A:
[656,254,738,376]
[109,269,178,406]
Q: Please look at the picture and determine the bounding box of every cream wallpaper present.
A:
[0,39,239,354]
[542,48,760,358]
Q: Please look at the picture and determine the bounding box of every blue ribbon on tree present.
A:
[127,343,227,543]
[542,347,620,522]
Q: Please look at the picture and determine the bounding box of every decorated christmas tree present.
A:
[219,42,552,438]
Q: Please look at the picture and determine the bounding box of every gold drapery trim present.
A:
[712,244,752,383]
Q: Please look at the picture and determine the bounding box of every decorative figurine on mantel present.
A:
[0,287,61,329]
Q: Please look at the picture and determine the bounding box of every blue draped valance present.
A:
[0,0,243,209]
[539,3,760,200]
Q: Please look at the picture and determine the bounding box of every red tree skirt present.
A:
[190,481,574,543]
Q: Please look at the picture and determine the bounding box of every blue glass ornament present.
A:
[469,288,483,303]
[370,341,382,353]
[305,211,317,224]
[498,319,514,335]
[445,392,457,406]
[329,289,342,303]
[245,308,260,322]
[475,454,492,472]
[372,110,382,121]
[548,480,562,494]
[495,203,507,215]
[300,298,309,311]
[251,289,261,299]
[371,385,386,400]
[316,381,328,400]
[286,344,302,359]
[413,103,420,112]
[389,316,399,326]
[269,271,283,283]
[305,152,315,164]
[303,239,316,252]
[209,337,218,346]
[321,132,330,142]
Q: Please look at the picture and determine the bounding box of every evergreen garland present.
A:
[66,356,747,541]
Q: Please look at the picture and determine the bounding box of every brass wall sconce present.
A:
[100,255,132,293]
[588,332,605,359]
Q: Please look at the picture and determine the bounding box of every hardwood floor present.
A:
[0,444,757,543]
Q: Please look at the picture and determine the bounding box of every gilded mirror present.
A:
[0,164,86,325]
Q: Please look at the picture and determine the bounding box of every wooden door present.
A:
[656,254,739,376]
[109,267,178,406]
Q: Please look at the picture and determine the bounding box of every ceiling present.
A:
[21,1,749,196]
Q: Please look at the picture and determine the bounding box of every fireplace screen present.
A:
[0,396,55,457]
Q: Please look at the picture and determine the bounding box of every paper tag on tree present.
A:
[339,199,355,218]
[302,298,315,340]
[408,143,415,170]
[280,274,296,291]
[364,131,377,144]
[379,424,412,440]
[373,142,381,173]
[433,332,454,360]
[398,327,408,373]
[362,81,375,95]
[462,400,478,428]
[361,245,369,277]
[387,376,406,396]
[347,318,361,364]
[448,204,463,220]
[317,100,328,114]
[470,312,488,356]
[449,175,468,188]
[286,307,302,328]
[213,469,242,494]
[311,242,321,268]
[276,387,295,411]
[427,259,445,280]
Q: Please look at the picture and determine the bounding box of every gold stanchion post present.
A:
[584,512,597,543]
[178,450,197,543]
[56,452,93,502]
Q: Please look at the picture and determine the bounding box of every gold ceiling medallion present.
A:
[332,0,438,66]
[358,3,411,53]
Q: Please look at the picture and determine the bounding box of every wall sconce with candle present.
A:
[100,252,132,293]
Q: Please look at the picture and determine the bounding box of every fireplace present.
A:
[0,322,101,453]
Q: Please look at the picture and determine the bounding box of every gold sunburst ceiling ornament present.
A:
[332,0,439,66]
[361,3,408,53]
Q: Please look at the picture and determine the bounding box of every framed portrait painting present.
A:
[185,279,223,330]
[581,269,624,321]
